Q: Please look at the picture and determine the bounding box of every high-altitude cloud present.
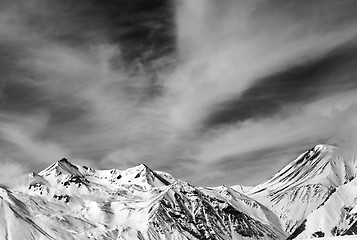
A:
[0,0,357,186]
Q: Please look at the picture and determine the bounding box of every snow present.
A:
[300,237,357,240]
[1,158,286,239]
[1,144,357,239]
[293,177,357,238]
[245,144,357,234]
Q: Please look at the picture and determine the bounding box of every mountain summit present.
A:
[246,144,356,234]
[1,144,357,239]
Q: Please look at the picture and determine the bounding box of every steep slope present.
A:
[150,182,286,239]
[0,158,286,240]
[246,144,357,234]
[0,187,55,240]
[289,176,357,239]
[201,185,285,238]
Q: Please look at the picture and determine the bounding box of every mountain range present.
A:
[1,144,357,239]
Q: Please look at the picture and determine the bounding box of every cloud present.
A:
[191,90,357,185]
[308,92,357,159]
[164,0,357,132]
[0,0,357,187]
[26,44,182,165]
[0,112,69,164]
[204,42,357,127]
[0,155,28,187]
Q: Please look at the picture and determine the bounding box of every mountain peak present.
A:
[294,144,337,165]
[38,158,83,178]
[58,157,70,163]
[250,144,351,194]
[246,144,357,233]
[126,163,150,173]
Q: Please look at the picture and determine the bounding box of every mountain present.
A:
[1,144,357,240]
[0,158,285,240]
[290,176,357,239]
[246,144,357,234]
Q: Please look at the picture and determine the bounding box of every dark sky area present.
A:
[206,41,357,127]
[1,0,357,186]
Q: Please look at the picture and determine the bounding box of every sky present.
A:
[1,0,357,186]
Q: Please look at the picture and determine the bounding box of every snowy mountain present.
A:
[290,176,357,239]
[1,144,357,239]
[246,144,357,234]
[0,158,285,240]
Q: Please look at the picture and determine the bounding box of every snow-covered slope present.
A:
[289,175,357,239]
[0,158,285,240]
[1,144,357,240]
[246,144,357,234]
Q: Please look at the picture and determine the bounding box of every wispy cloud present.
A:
[198,91,357,158]
[0,154,28,186]
[192,90,357,185]
[0,112,69,164]
[0,0,357,186]
[167,0,357,130]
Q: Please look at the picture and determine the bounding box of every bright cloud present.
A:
[0,0,357,186]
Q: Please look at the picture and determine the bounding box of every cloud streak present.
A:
[0,0,357,186]
[0,112,69,165]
